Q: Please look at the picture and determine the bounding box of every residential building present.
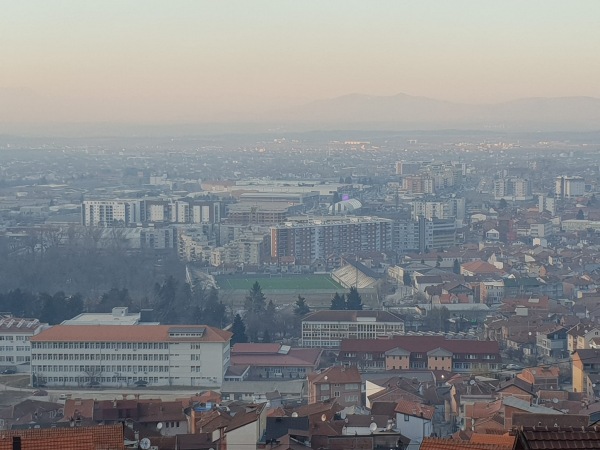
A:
[573,349,600,398]
[270,216,393,266]
[30,324,232,388]
[536,326,567,359]
[394,400,434,450]
[338,335,501,373]
[555,176,585,199]
[411,198,465,223]
[0,316,49,372]
[568,323,600,353]
[307,366,362,407]
[494,177,532,201]
[301,310,405,349]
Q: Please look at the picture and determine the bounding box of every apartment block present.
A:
[0,316,49,372]
[270,216,393,266]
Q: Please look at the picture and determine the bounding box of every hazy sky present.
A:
[1,1,600,123]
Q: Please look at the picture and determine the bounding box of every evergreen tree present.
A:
[203,287,226,328]
[453,259,461,274]
[294,295,310,316]
[262,329,272,343]
[436,255,442,268]
[231,314,248,345]
[498,198,508,209]
[244,282,266,314]
[346,287,363,310]
[577,209,585,220]
[330,292,346,310]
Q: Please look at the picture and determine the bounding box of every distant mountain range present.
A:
[269,93,600,131]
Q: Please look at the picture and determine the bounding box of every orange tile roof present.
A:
[420,437,514,450]
[470,433,516,448]
[0,424,124,450]
[394,399,435,421]
[308,366,361,384]
[30,324,232,343]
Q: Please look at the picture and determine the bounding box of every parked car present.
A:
[1,369,16,374]
[505,364,523,371]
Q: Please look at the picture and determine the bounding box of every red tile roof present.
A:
[30,325,232,343]
[340,335,500,355]
[518,427,600,449]
[231,348,321,368]
[308,366,361,384]
[0,424,124,450]
[421,437,512,450]
[394,399,435,420]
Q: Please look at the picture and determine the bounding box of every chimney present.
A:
[189,408,197,434]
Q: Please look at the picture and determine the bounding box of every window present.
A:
[404,414,410,421]
[334,391,340,397]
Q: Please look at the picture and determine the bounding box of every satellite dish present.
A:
[139,438,151,450]
[292,412,298,418]
[369,422,377,432]
[321,414,327,422]
[340,411,347,419]
[324,376,328,381]
[156,422,163,430]
[552,398,559,404]
[469,380,476,386]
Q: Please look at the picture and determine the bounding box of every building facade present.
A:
[270,216,393,266]
[0,316,49,372]
[301,311,405,349]
[30,325,231,388]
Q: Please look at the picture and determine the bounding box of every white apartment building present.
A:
[81,200,144,227]
[411,198,465,223]
[30,325,231,388]
[301,310,404,349]
[0,317,49,372]
[556,176,585,199]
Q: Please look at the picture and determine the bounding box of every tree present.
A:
[577,209,585,220]
[231,314,248,345]
[244,282,266,314]
[436,255,442,268]
[402,271,412,287]
[346,287,363,310]
[453,259,461,274]
[423,307,450,333]
[498,198,508,209]
[294,295,310,317]
[330,292,346,310]
[262,329,272,343]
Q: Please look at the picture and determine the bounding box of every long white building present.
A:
[30,325,231,388]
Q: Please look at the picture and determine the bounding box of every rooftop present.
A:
[303,310,403,323]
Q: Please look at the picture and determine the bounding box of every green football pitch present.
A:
[215,274,343,290]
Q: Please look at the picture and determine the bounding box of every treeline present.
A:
[0,275,228,328]
[230,282,310,345]
[0,228,184,299]
[0,289,84,325]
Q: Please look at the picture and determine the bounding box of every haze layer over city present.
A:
[1,2,600,450]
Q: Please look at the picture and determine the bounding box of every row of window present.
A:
[0,335,28,341]
[33,365,171,373]
[32,342,170,350]
[0,356,29,362]
[32,353,169,361]
[0,346,28,352]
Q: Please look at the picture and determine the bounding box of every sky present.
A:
[1,1,600,124]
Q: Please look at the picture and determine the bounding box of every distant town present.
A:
[1,131,600,449]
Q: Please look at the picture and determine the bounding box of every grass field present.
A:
[216,274,343,291]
